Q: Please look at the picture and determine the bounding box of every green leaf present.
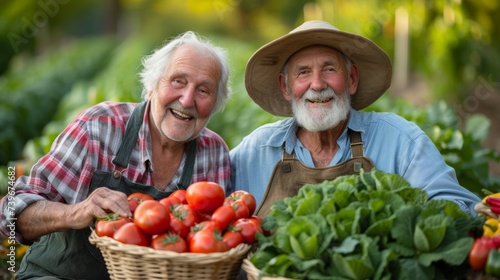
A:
[267,200,293,226]
[333,236,360,254]
[398,258,435,280]
[418,237,474,266]
[465,114,490,142]
[360,169,377,190]
[370,169,413,192]
[365,215,395,237]
[332,253,375,280]
[414,224,431,252]
[395,187,428,205]
[414,215,448,252]
[285,216,321,259]
[333,188,356,209]
[261,254,296,277]
[373,249,397,280]
[369,198,386,213]
[250,250,275,269]
[391,205,422,248]
[294,187,323,216]
[386,242,416,257]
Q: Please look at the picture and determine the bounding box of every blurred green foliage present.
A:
[367,96,500,196]
[0,38,116,165]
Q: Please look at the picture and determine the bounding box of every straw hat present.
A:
[245,20,392,117]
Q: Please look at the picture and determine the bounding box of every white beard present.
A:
[291,87,351,132]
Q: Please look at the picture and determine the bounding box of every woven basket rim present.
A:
[89,228,251,260]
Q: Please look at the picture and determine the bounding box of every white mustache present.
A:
[167,101,199,118]
[301,87,338,102]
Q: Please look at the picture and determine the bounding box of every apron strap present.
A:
[112,101,197,190]
[113,102,147,167]
[177,139,196,190]
[349,130,364,158]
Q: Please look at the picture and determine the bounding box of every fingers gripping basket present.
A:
[89,229,251,280]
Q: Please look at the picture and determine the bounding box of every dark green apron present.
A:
[16,102,197,280]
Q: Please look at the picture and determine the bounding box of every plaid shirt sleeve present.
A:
[0,102,128,242]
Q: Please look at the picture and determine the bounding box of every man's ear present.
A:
[348,64,360,96]
[147,90,154,100]
[278,73,292,101]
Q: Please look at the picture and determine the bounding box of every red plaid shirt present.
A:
[1,101,231,242]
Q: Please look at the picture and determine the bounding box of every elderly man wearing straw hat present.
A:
[230,20,480,218]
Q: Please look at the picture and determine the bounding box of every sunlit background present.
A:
[2,0,500,184]
[1,1,500,277]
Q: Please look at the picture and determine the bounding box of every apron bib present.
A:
[16,102,197,280]
[255,130,375,218]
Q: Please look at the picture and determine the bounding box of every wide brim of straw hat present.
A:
[245,20,392,117]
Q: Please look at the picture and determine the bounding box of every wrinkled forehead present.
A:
[283,45,347,71]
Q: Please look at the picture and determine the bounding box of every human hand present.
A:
[69,187,132,229]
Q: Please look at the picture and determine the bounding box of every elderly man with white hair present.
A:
[231,20,480,218]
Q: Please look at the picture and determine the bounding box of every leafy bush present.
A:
[0,37,116,165]
[367,96,500,197]
[20,36,151,165]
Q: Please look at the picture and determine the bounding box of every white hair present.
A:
[139,31,231,113]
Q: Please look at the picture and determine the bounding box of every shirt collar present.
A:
[345,108,365,134]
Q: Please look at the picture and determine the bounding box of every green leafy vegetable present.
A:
[251,169,483,279]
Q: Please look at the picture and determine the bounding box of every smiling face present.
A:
[279,45,359,131]
[148,44,221,144]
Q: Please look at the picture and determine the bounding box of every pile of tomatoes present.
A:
[94,181,263,253]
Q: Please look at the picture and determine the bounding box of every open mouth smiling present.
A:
[171,109,194,120]
[307,97,334,103]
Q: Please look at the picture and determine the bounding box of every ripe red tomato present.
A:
[128,192,154,213]
[186,181,225,214]
[133,200,170,236]
[95,213,132,237]
[170,190,188,204]
[151,232,188,253]
[186,220,221,245]
[190,229,229,253]
[159,195,182,210]
[169,214,189,238]
[171,204,199,230]
[222,230,243,249]
[230,200,250,220]
[469,236,496,270]
[231,217,263,244]
[113,222,150,246]
[211,204,237,231]
[224,190,257,215]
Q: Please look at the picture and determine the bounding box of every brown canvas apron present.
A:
[255,130,375,218]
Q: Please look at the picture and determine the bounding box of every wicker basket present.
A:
[241,257,294,280]
[89,229,251,280]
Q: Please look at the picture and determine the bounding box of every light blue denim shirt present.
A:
[230,108,480,215]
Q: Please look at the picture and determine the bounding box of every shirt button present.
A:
[113,170,121,179]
